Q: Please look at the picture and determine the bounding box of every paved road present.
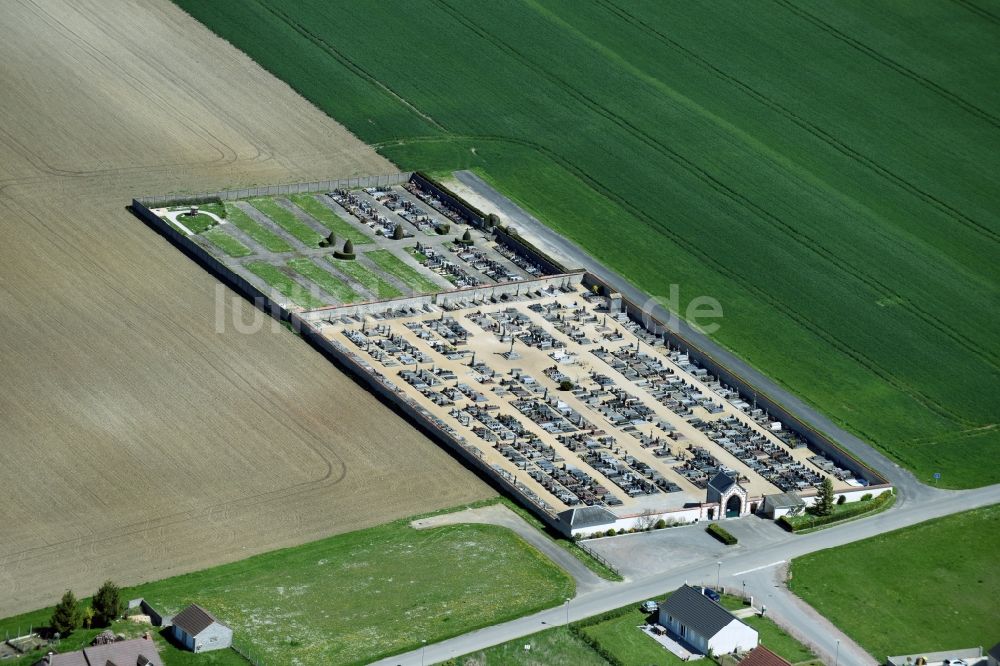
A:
[371,484,1000,666]
[451,170,935,505]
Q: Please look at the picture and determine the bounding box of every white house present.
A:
[658,585,758,656]
[170,604,233,653]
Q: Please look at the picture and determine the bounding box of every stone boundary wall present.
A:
[136,172,413,208]
[297,272,585,323]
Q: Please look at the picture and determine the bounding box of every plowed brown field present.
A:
[0,0,490,618]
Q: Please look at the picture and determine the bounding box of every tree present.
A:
[486,213,500,229]
[82,606,95,629]
[91,580,123,627]
[343,239,353,255]
[392,223,405,240]
[462,229,472,243]
[815,476,835,516]
[50,590,80,635]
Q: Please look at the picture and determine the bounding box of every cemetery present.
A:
[131,173,891,537]
[309,274,882,533]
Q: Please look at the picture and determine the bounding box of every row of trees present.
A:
[50,580,123,636]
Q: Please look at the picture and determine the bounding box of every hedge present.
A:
[706,523,738,545]
[778,490,894,532]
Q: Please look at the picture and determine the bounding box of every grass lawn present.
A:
[364,249,441,294]
[288,257,359,302]
[244,261,326,308]
[578,607,686,665]
[175,0,1000,487]
[289,193,374,244]
[224,203,291,253]
[202,226,251,257]
[247,197,323,247]
[327,256,402,300]
[789,504,1000,660]
[455,627,608,666]
[742,615,817,664]
[1,518,572,666]
[170,211,216,234]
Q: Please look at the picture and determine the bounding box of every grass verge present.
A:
[247,197,323,247]
[287,257,359,302]
[327,256,402,300]
[244,261,326,308]
[202,226,251,257]
[789,504,1000,659]
[289,193,374,245]
[364,249,441,294]
[224,203,291,252]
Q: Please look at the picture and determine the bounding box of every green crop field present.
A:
[327,256,402,300]
[245,261,326,309]
[288,257,359,302]
[0,517,572,666]
[364,249,441,294]
[289,193,374,244]
[174,0,1000,486]
[790,504,1000,660]
[247,197,324,247]
[202,227,252,257]
[224,203,291,253]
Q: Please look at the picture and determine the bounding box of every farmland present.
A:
[174,0,1000,487]
[0,0,491,621]
[790,504,1000,660]
[1,516,573,666]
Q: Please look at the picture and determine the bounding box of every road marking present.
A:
[732,560,785,576]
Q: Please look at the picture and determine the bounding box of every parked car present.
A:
[699,586,721,602]
[640,600,658,613]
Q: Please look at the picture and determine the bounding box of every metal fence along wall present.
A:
[137,172,413,208]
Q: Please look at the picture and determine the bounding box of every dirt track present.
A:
[0,0,490,618]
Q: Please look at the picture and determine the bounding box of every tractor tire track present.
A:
[434,0,999,372]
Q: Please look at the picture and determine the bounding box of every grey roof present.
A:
[989,642,1000,659]
[42,637,162,666]
[558,505,616,529]
[708,471,737,494]
[765,492,805,509]
[660,585,745,638]
[171,604,222,636]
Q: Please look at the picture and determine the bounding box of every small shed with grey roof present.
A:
[657,584,758,656]
[761,492,806,519]
[170,604,232,653]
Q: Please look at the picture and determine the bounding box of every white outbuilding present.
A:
[658,585,758,657]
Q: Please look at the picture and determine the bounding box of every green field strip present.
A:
[363,249,441,294]
[247,197,324,247]
[289,193,374,244]
[203,226,252,257]
[245,261,326,308]
[224,203,292,253]
[288,257,359,302]
[326,256,402,300]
